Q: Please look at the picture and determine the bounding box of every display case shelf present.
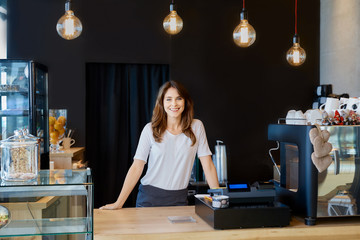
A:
[0,169,93,240]
[0,217,91,237]
[0,90,28,95]
[0,109,29,116]
[0,185,88,198]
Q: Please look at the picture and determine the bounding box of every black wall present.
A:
[170,0,320,182]
[7,0,319,182]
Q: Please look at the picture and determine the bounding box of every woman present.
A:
[100,80,219,209]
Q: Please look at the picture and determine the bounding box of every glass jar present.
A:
[49,109,67,153]
[0,130,39,181]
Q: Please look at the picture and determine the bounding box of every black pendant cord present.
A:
[295,0,298,35]
[293,0,299,43]
[240,0,248,20]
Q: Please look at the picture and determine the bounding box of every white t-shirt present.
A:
[134,119,212,190]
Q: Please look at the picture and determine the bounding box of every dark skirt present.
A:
[136,184,188,207]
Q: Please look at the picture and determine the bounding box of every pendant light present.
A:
[56,0,83,40]
[286,0,306,66]
[163,0,183,35]
[233,0,256,48]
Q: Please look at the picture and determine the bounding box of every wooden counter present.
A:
[94,206,360,240]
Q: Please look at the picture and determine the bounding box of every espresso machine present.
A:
[268,124,360,225]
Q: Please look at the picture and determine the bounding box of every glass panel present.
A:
[0,0,6,59]
[0,196,91,238]
[35,66,46,96]
[0,206,91,237]
[317,126,359,217]
[0,169,92,187]
[0,60,49,154]
[0,62,30,140]
[35,66,48,153]
[284,143,299,192]
[0,169,93,238]
[0,116,29,140]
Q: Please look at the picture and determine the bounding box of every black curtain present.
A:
[86,63,168,208]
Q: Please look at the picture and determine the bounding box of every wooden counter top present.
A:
[50,147,85,158]
[94,206,360,240]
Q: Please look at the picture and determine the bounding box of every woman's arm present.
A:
[199,155,220,189]
[99,159,145,210]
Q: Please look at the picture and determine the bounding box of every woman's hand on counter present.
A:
[99,202,122,210]
[99,160,145,210]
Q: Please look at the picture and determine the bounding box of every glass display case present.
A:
[0,60,49,168]
[0,168,93,240]
[317,126,360,218]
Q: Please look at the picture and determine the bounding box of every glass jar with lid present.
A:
[1,130,39,181]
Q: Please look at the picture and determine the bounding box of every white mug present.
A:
[294,110,306,125]
[62,137,75,149]
[346,97,360,112]
[305,109,322,125]
[286,110,306,125]
[286,110,296,124]
[319,98,340,117]
[339,97,349,109]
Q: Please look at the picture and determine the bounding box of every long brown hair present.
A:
[152,80,196,146]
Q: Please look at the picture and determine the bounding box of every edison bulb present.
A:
[233,19,256,47]
[56,10,83,40]
[286,42,306,66]
[163,10,183,35]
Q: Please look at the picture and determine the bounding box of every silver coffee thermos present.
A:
[213,140,227,184]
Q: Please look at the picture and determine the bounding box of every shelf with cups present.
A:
[0,169,93,239]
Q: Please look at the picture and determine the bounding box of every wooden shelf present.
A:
[50,147,85,169]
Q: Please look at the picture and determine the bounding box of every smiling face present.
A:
[163,87,185,120]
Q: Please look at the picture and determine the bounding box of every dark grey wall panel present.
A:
[7,0,319,182]
[170,0,320,182]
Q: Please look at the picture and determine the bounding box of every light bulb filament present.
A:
[170,16,177,31]
[293,50,300,63]
[240,27,249,43]
[64,17,75,37]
